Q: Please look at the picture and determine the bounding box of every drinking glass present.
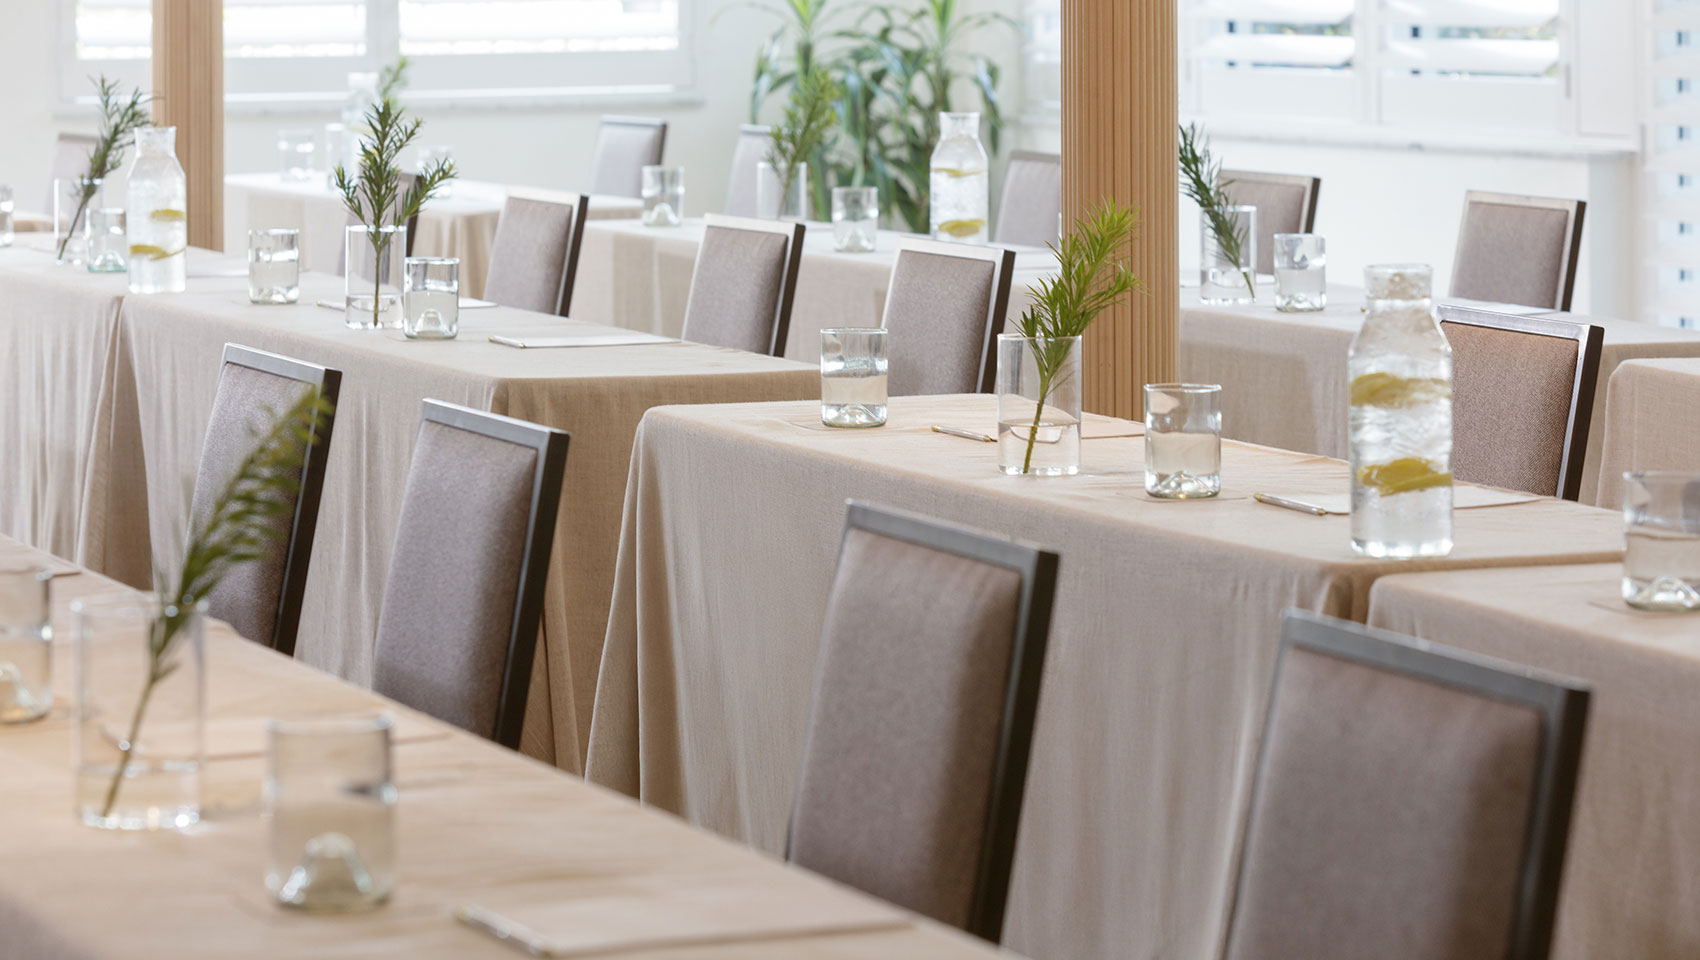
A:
[249,229,301,305]
[832,186,878,253]
[265,714,396,912]
[278,128,318,182]
[641,165,685,227]
[403,257,459,340]
[1200,205,1256,304]
[417,145,453,197]
[1622,471,1700,612]
[1144,383,1223,499]
[344,224,406,329]
[85,208,127,273]
[1274,233,1326,312]
[53,176,102,265]
[756,161,807,221]
[820,328,888,428]
[0,562,52,724]
[997,334,1082,476]
[0,184,13,248]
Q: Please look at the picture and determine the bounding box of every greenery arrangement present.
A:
[99,390,335,822]
[1179,123,1253,298]
[1011,199,1143,475]
[377,55,410,103]
[333,98,455,327]
[766,66,840,217]
[58,76,152,261]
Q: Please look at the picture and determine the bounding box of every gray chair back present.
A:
[881,239,1016,395]
[47,132,100,210]
[1439,306,1603,500]
[993,150,1061,246]
[589,116,667,198]
[1220,168,1321,276]
[1449,190,1586,311]
[788,502,1057,942]
[724,123,772,217]
[679,214,805,357]
[483,194,589,316]
[1225,610,1589,960]
[189,345,340,657]
[371,400,568,749]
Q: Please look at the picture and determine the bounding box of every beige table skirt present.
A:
[1367,564,1700,960]
[584,394,1623,960]
[1593,357,1700,508]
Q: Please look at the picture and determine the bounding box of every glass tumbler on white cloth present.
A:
[1622,472,1700,612]
[1144,384,1222,499]
[1273,233,1325,312]
[85,208,128,274]
[53,176,101,266]
[1200,205,1256,305]
[832,186,878,253]
[265,714,396,912]
[249,229,301,305]
[403,257,460,340]
[0,562,52,724]
[278,128,318,182]
[641,165,685,227]
[820,328,888,428]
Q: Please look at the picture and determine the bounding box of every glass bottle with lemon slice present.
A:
[929,112,988,244]
[1348,264,1453,558]
[125,126,187,294]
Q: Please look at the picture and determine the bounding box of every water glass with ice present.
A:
[820,328,888,428]
[641,166,685,227]
[265,714,396,911]
[0,562,52,724]
[0,184,13,247]
[1274,233,1325,312]
[249,229,301,304]
[1622,471,1700,612]
[277,128,317,182]
[85,208,127,273]
[403,257,460,340]
[1144,383,1222,499]
[832,186,878,253]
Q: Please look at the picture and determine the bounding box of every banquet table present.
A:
[570,217,1058,363]
[224,173,644,298]
[1179,283,1700,505]
[0,534,1017,960]
[1593,357,1700,509]
[1366,563,1700,960]
[583,393,1624,960]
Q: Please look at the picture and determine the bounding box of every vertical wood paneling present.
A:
[1061,0,1178,418]
[151,0,223,251]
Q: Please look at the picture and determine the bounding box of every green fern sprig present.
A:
[58,76,153,260]
[377,55,410,103]
[767,66,841,214]
[1179,123,1253,297]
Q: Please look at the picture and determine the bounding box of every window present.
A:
[61,0,691,108]
[1647,0,1700,327]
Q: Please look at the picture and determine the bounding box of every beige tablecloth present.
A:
[1593,357,1700,509]
[584,394,1623,960]
[1367,563,1700,960]
[571,217,1058,363]
[1180,284,1700,505]
[224,173,643,299]
[0,535,1014,960]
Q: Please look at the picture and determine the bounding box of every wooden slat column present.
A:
[151,0,223,251]
[1061,0,1178,418]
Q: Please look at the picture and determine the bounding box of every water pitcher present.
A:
[929,112,989,243]
[125,126,187,294]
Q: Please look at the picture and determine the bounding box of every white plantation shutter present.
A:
[1184,0,1357,121]
[1376,0,1561,130]
[1646,0,1700,327]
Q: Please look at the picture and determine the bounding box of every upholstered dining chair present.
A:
[1449,191,1586,311]
[723,123,772,217]
[1225,610,1588,960]
[588,116,668,198]
[881,240,1016,395]
[992,150,1061,247]
[483,193,589,316]
[1440,306,1603,500]
[188,345,341,657]
[787,502,1058,943]
[1220,169,1321,277]
[371,400,567,749]
[679,214,805,356]
[44,132,101,212]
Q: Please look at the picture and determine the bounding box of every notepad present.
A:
[489,333,677,348]
[1258,486,1540,516]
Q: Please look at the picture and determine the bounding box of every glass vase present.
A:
[53,176,103,266]
[756,161,808,221]
[929,112,989,243]
[126,126,188,294]
[0,562,52,724]
[345,224,407,329]
[996,334,1082,476]
[1199,205,1256,305]
[265,715,397,912]
[73,594,205,831]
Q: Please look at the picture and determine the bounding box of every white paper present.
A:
[1260,486,1541,516]
[489,333,678,348]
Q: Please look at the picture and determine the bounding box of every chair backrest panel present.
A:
[1448,192,1585,311]
[1220,169,1321,276]
[680,215,803,356]
[484,194,587,316]
[993,150,1061,247]
[47,133,100,210]
[724,124,772,217]
[882,243,1014,395]
[589,116,667,198]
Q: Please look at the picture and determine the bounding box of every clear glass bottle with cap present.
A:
[1348,263,1453,558]
[929,112,988,243]
[125,126,187,294]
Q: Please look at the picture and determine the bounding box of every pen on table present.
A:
[1253,493,1329,516]
[931,424,996,443]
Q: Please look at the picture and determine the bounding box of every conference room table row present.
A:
[0,534,1016,960]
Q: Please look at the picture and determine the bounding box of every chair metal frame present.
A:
[686,213,807,357]
[994,150,1061,245]
[1451,190,1587,312]
[1219,168,1322,234]
[491,191,591,317]
[787,501,1059,943]
[211,344,342,658]
[404,399,569,750]
[1438,305,1604,501]
[882,238,1018,394]
[1225,610,1590,960]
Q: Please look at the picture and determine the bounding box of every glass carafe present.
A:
[1348,264,1453,558]
[125,127,187,294]
[929,112,989,243]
